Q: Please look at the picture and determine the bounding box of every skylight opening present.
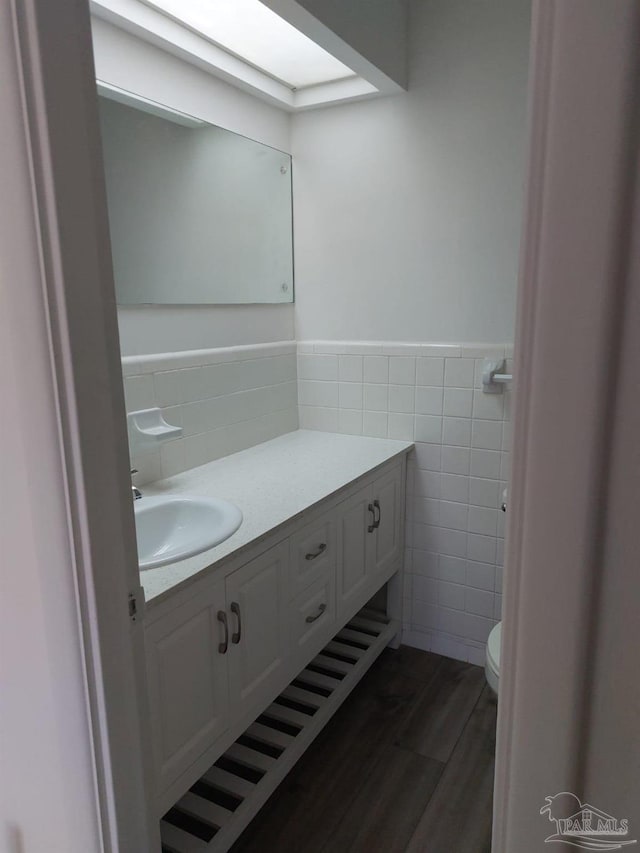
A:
[143,0,357,90]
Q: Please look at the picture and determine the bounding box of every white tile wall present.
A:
[298,340,512,664]
[122,342,298,485]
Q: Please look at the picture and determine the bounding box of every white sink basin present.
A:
[134,495,243,570]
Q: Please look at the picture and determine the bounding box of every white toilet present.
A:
[485,621,502,694]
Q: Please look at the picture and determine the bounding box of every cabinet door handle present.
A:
[217,610,229,654]
[305,543,327,561]
[368,503,376,533]
[230,601,242,644]
[373,499,381,529]
[305,603,327,623]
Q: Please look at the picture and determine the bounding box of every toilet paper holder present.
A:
[482,358,513,393]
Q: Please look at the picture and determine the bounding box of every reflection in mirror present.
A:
[97,83,294,305]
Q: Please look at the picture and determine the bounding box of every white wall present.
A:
[291,0,530,343]
[92,18,294,355]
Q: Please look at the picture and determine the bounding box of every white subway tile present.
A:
[388,356,416,385]
[363,410,388,438]
[338,409,363,435]
[468,506,498,536]
[299,380,339,408]
[443,388,473,417]
[129,450,162,486]
[466,560,496,591]
[500,452,511,481]
[299,406,339,431]
[468,477,500,507]
[439,581,466,611]
[413,576,439,603]
[338,382,363,409]
[494,594,503,620]
[467,533,497,564]
[472,419,503,451]
[338,355,363,382]
[414,469,441,500]
[153,371,183,407]
[470,449,502,479]
[414,442,442,471]
[160,439,186,478]
[441,445,470,475]
[439,501,469,531]
[466,645,487,666]
[412,602,440,631]
[414,498,440,525]
[124,375,155,412]
[388,412,414,440]
[435,527,467,558]
[438,555,467,584]
[415,386,443,415]
[184,432,213,469]
[472,390,505,420]
[363,383,388,411]
[442,417,472,447]
[181,401,209,436]
[416,357,444,386]
[389,384,415,413]
[444,358,475,388]
[363,355,389,384]
[415,415,442,443]
[297,353,339,381]
[412,549,439,577]
[462,613,495,643]
[440,473,469,503]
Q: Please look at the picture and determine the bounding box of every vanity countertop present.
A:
[140,429,413,606]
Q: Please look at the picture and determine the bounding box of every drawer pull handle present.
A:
[217,610,229,654]
[305,543,327,561]
[230,601,242,644]
[373,499,381,529]
[368,503,376,533]
[305,603,327,623]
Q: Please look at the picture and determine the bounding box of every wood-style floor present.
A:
[230,647,497,853]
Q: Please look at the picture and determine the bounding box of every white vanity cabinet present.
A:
[337,464,403,622]
[145,578,230,794]
[143,452,407,824]
[225,542,289,714]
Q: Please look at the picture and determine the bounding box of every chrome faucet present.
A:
[131,468,142,501]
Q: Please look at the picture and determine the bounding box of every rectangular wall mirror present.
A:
[97,82,294,305]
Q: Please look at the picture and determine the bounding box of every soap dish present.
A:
[127,408,183,452]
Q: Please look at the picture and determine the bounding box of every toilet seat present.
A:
[485,621,502,694]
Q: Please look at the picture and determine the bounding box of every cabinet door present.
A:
[372,465,403,578]
[336,483,375,621]
[226,542,290,715]
[145,579,229,795]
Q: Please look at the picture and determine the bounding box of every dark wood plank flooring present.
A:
[230,646,497,853]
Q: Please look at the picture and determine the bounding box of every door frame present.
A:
[3,0,155,849]
[493,2,640,850]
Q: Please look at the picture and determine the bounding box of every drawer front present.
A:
[289,512,336,597]
[290,572,336,663]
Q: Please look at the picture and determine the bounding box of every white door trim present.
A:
[4,0,155,849]
[493,2,640,850]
